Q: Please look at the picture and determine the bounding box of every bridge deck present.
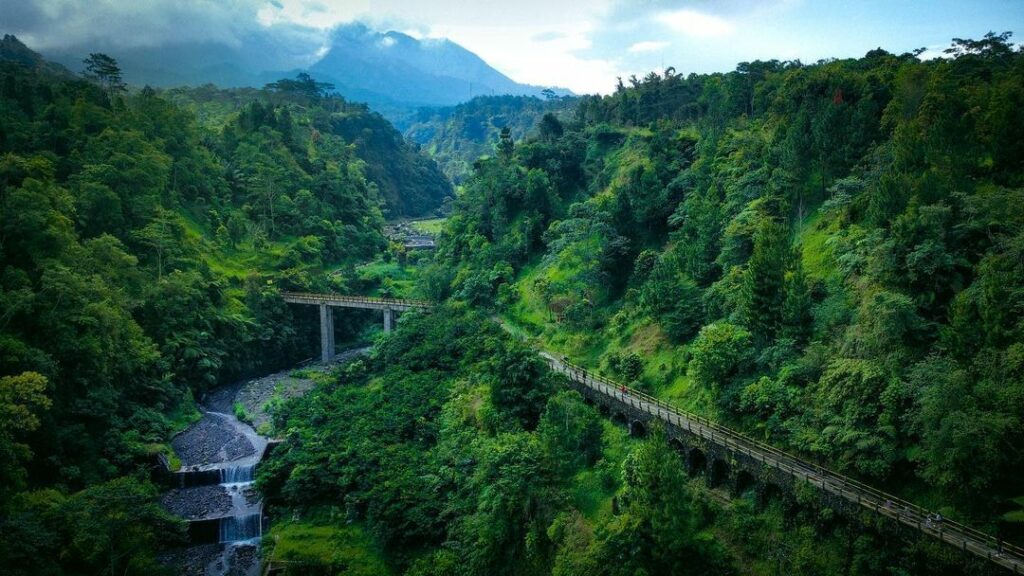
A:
[280,292,430,311]
[541,353,1024,574]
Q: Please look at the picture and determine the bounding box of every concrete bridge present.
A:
[280,293,429,363]
[277,292,1023,573]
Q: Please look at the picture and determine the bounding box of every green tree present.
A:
[0,372,50,501]
[742,218,789,344]
[82,53,125,97]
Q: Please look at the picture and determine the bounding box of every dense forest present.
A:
[434,27,1024,539]
[0,35,446,573]
[2,24,1023,576]
[405,94,577,184]
[251,32,1024,576]
[161,81,452,218]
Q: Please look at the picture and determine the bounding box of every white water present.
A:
[221,463,255,484]
[219,512,262,543]
[203,410,266,574]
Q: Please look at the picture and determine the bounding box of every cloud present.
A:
[7,0,275,50]
[627,40,669,53]
[655,9,734,38]
[532,31,567,42]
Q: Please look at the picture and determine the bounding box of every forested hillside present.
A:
[254,33,1024,576]
[405,94,577,184]
[422,31,1024,555]
[0,38,440,572]
[163,79,452,217]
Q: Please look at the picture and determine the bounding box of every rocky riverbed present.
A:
[158,543,258,576]
[171,414,256,468]
[161,485,233,519]
[203,346,369,431]
[160,347,371,575]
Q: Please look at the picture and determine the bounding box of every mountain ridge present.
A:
[28,23,571,123]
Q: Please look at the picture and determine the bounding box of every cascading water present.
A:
[218,460,262,543]
[219,512,262,543]
[220,463,255,484]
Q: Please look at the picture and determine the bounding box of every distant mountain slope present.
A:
[310,24,561,108]
[32,23,571,124]
[164,81,452,217]
[0,34,75,78]
[405,94,578,184]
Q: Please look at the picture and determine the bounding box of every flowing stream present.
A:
[163,350,371,574]
[205,411,266,573]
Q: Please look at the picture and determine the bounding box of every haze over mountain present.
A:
[34,22,569,122]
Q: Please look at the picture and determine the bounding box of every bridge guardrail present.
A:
[547,356,1024,572]
[280,292,431,309]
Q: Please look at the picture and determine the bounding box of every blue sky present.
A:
[6,0,1023,93]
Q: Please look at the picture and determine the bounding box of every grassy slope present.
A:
[265,512,392,575]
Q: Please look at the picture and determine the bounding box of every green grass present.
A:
[356,258,419,299]
[409,218,447,235]
[265,513,391,575]
[796,210,839,282]
[572,420,634,523]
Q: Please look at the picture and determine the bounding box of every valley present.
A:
[2,11,1024,576]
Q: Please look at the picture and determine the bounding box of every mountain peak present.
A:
[312,22,568,111]
[1,34,74,78]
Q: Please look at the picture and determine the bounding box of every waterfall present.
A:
[220,463,255,484]
[219,512,262,543]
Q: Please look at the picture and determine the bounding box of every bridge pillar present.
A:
[320,304,335,363]
[383,308,394,333]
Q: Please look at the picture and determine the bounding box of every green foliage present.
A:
[433,33,1024,531]
[405,95,578,184]
[0,477,184,576]
[0,372,50,501]
[689,323,752,395]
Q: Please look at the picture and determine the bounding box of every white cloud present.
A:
[427,22,621,94]
[656,9,735,38]
[627,40,669,53]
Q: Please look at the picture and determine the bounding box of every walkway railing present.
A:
[280,292,431,309]
[544,354,1024,574]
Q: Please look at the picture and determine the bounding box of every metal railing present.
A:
[280,291,431,309]
[544,355,1024,573]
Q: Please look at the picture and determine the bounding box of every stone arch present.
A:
[687,448,708,477]
[629,420,647,438]
[757,481,785,509]
[669,437,687,457]
[734,470,757,497]
[709,458,730,488]
[597,403,611,416]
[610,411,628,428]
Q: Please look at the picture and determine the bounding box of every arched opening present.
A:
[757,481,784,510]
[709,459,730,488]
[687,448,707,477]
[610,412,628,428]
[597,403,611,416]
[669,438,687,457]
[734,470,757,498]
[629,420,647,438]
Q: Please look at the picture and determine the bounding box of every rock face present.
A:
[171,414,255,467]
[161,485,233,520]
